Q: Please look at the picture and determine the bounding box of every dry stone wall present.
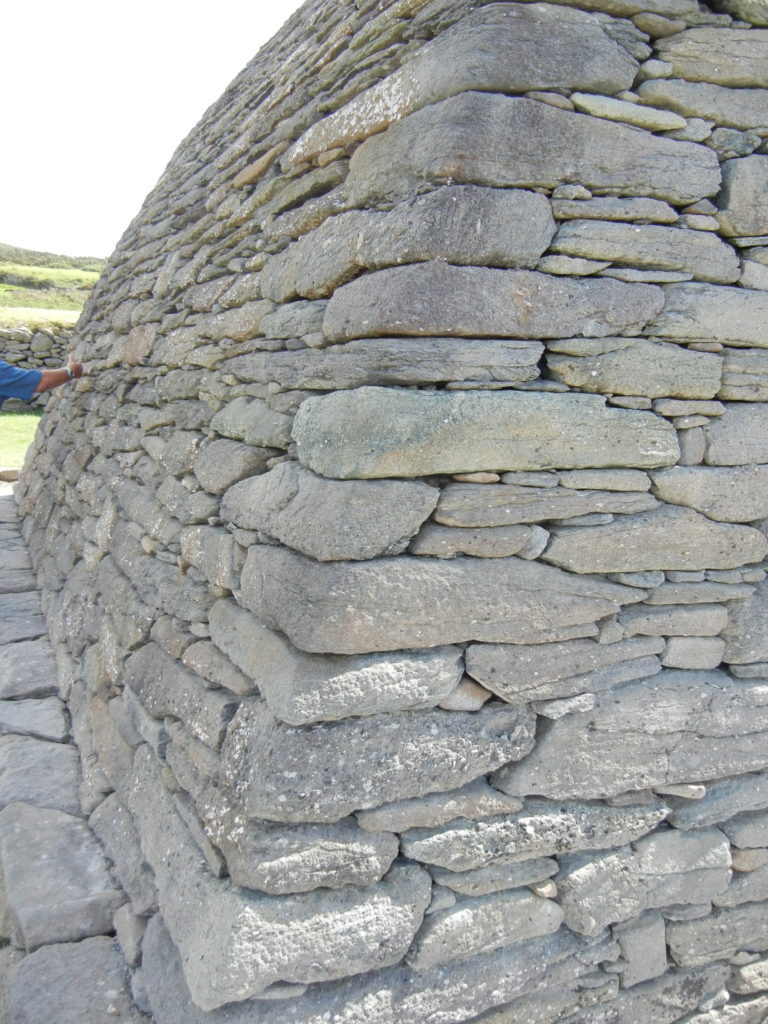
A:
[0,325,72,391]
[11,0,768,1020]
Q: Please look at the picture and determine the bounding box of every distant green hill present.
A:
[0,243,105,330]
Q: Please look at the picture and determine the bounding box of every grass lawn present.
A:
[0,409,43,469]
[0,306,80,330]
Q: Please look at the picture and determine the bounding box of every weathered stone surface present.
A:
[558,828,730,935]
[613,910,668,988]
[546,337,722,399]
[210,396,292,448]
[129,745,432,1008]
[0,697,67,742]
[400,799,668,871]
[240,546,645,654]
[722,809,768,848]
[181,640,254,696]
[192,438,276,494]
[124,643,238,749]
[552,196,678,223]
[495,670,768,800]
[718,156,768,238]
[542,507,768,574]
[638,79,768,131]
[431,857,558,898]
[551,221,738,284]
[6,936,144,1024]
[209,599,463,723]
[730,958,768,995]
[227,337,544,390]
[286,5,638,167]
[409,522,536,558]
[0,592,46,645]
[222,463,437,561]
[656,28,768,88]
[666,771,768,830]
[0,736,80,815]
[89,794,157,915]
[293,388,679,480]
[261,187,556,301]
[0,802,124,950]
[652,465,768,522]
[356,779,523,833]
[570,91,685,130]
[180,525,239,591]
[435,481,658,528]
[723,582,768,665]
[706,405,768,465]
[0,642,55,700]
[619,603,728,637]
[662,637,726,670]
[667,902,768,967]
[648,283,768,347]
[559,469,652,491]
[345,94,720,207]
[715,863,768,907]
[323,263,665,343]
[215,816,400,895]
[465,636,663,704]
[407,890,564,970]
[222,700,535,824]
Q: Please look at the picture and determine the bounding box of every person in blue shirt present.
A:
[0,355,84,409]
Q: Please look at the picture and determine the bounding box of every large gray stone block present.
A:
[222,462,437,561]
[435,481,658,527]
[706,405,768,465]
[0,697,67,742]
[546,337,722,400]
[638,79,768,132]
[667,902,768,967]
[221,699,535,824]
[261,186,556,301]
[495,670,768,800]
[344,94,720,207]
[240,545,645,654]
[356,779,523,833]
[551,220,739,284]
[666,771,768,830]
[128,745,432,1009]
[718,157,768,237]
[0,638,57,700]
[0,593,46,645]
[0,736,80,815]
[0,802,124,951]
[542,507,768,573]
[465,636,664,704]
[209,396,292,449]
[656,28,768,88]
[209,599,463,723]
[720,348,768,402]
[652,465,768,522]
[648,283,768,347]
[406,890,564,971]
[723,581,768,665]
[284,4,638,167]
[323,263,665,342]
[292,388,679,480]
[225,337,544,390]
[89,794,157,916]
[400,799,668,871]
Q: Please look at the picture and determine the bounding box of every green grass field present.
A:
[0,242,104,333]
[0,409,42,469]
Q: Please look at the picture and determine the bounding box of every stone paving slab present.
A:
[0,593,46,645]
[0,638,58,700]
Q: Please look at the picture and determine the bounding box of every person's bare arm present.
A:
[34,356,84,394]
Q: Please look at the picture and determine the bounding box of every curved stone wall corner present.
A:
[13,0,768,1021]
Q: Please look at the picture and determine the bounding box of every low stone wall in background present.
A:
[0,325,73,405]
[10,0,768,1022]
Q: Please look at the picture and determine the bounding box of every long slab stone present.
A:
[638,79,768,131]
[225,337,544,390]
[284,4,638,166]
[400,799,669,871]
[435,482,658,527]
[356,779,523,834]
[221,462,438,561]
[344,93,720,207]
[323,263,665,342]
[720,348,768,401]
[541,507,768,574]
[494,670,768,800]
[667,902,768,967]
[292,388,679,480]
[651,465,768,522]
[128,745,432,1009]
[551,220,739,284]
[656,28,768,88]
[648,283,768,347]
[261,186,556,301]
[546,337,722,399]
[0,802,124,951]
[209,599,463,723]
[666,771,768,830]
[240,545,645,654]
[0,697,67,742]
[221,700,535,823]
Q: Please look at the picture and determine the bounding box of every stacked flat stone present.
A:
[0,326,72,380]
[11,0,768,1021]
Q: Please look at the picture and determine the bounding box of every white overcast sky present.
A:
[2,1,306,259]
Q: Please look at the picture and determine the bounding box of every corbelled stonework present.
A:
[8,0,768,1021]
